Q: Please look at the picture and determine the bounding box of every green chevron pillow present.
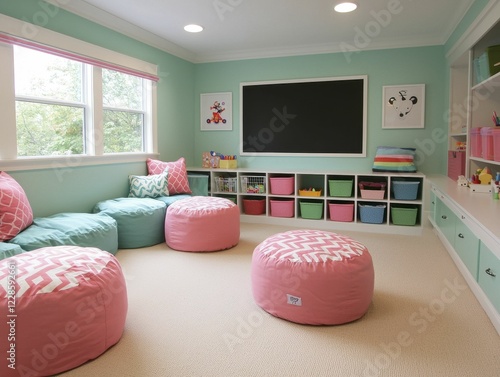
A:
[129,170,169,198]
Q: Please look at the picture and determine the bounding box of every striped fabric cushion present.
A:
[372,146,417,172]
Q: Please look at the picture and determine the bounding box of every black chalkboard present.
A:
[240,76,367,156]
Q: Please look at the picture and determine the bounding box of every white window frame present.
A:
[0,14,158,171]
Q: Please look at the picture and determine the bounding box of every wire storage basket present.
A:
[214,177,238,193]
[240,176,266,194]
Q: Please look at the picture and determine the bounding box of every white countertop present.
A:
[427,174,500,245]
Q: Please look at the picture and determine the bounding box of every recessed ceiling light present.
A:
[184,24,204,33]
[334,2,358,13]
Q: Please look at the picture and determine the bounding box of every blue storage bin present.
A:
[359,204,386,224]
[392,181,420,200]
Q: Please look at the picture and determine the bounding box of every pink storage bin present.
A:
[360,190,385,200]
[270,199,294,218]
[329,203,354,222]
[470,127,482,158]
[481,127,494,160]
[270,177,294,195]
[493,128,500,162]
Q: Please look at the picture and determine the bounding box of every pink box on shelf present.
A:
[329,203,354,222]
[470,127,482,158]
[493,128,500,162]
[360,190,385,200]
[269,177,294,195]
[270,199,294,218]
[358,181,386,200]
[481,127,494,160]
[447,150,466,181]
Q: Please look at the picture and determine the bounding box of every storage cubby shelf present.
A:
[187,168,425,235]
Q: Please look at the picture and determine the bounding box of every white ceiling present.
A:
[54,0,475,63]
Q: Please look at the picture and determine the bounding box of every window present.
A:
[14,46,85,156]
[13,46,151,157]
[0,17,158,169]
[102,69,146,153]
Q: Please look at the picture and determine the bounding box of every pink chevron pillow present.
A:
[147,157,192,195]
[0,172,33,241]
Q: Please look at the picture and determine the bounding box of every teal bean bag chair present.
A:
[8,213,118,254]
[93,197,167,249]
[0,242,25,260]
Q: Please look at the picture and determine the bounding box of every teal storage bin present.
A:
[188,174,209,196]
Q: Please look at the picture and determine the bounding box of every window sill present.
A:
[0,153,159,172]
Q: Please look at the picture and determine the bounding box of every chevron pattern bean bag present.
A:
[0,246,127,377]
[251,229,374,325]
[165,196,240,252]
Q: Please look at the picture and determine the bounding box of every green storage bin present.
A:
[391,206,418,226]
[299,201,323,219]
[328,179,353,197]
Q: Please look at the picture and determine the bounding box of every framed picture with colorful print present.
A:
[200,92,232,131]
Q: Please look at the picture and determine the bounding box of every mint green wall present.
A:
[10,163,145,217]
[0,0,195,217]
[194,46,447,173]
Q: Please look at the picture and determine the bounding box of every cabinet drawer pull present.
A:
[458,233,464,239]
[441,215,447,220]
[485,268,496,277]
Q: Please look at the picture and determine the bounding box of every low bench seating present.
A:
[0,159,215,258]
[0,242,24,260]
[7,213,119,254]
[94,197,167,249]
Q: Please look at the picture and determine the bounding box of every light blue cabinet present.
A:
[454,219,480,280]
[478,242,500,313]
[429,190,437,224]
[435,197,457,247]
[428,178,500,334]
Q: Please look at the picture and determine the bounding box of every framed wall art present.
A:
[200,92,232,131]
[382,84,425,129]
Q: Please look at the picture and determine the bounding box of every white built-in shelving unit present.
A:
[187,168,425,236]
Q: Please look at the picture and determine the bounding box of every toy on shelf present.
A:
[493,172,500,200]
[202,151,237,168]
[457,175,468,187]
[456,141,466,151]
[469,167,493,193]
[470,167,492,184]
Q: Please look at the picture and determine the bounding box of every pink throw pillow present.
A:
[147,157,192,195]
[0,172,34,241]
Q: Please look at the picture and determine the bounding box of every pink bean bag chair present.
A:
[251,229,374,325]
[0,245,127,377]
[165,196,240,252]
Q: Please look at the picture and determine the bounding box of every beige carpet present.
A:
[61,222,500,377]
